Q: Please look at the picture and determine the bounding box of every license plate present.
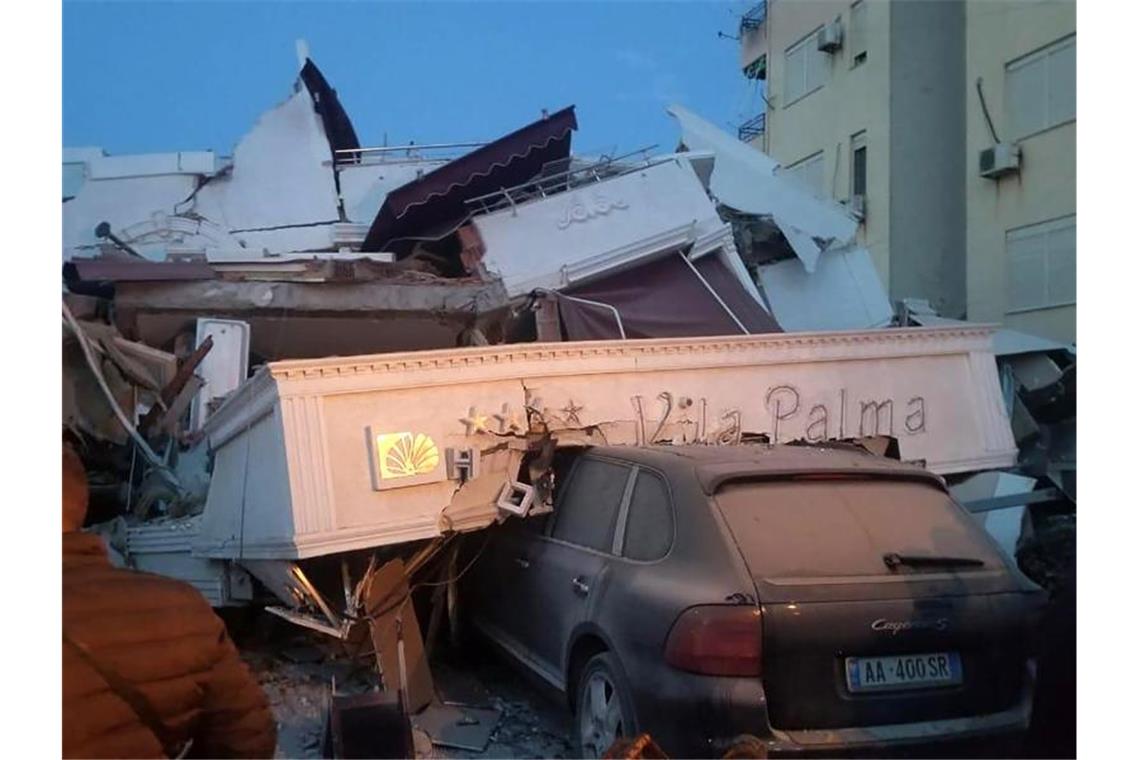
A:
[845,652,962,693]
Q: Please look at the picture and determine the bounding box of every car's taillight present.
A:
[664,605,762,677]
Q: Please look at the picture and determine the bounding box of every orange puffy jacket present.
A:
[62,532,276,758]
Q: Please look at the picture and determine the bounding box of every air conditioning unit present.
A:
[979,143,1021,179]
[817,21,843,53]
[847,194,867,220]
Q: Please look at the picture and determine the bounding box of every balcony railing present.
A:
[738,113,766,142]
[740,1,768,33]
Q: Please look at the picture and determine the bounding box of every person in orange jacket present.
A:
[62,442,277,758]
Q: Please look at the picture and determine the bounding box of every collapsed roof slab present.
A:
[111,278,509,359]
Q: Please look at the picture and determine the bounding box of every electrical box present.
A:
[979,143,1021,179]
[817,21,843,53]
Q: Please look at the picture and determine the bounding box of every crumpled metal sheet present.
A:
[757,245,893,330]
[667,104,858,273]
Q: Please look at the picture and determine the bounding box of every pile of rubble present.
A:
[62,47,1074,756]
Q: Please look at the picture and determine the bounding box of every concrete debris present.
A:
[62,47,1074,756]
[902,300,1075,577]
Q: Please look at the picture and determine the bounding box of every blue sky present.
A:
[63,0,767,157]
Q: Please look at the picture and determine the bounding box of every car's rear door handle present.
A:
[514,556,530,569]
[572,576,590,596]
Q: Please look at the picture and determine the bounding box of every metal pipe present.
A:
[335,142,487,155]
[94,221,144,259]
[291,564,342,629]
[678,252,750,334]
[464,145,662,210]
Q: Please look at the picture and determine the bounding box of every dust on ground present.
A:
[239,617,574,759]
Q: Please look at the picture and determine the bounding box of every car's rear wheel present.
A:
[575,652,635,759]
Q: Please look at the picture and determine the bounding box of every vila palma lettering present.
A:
[765,386,927,442]
[556,192,629,229]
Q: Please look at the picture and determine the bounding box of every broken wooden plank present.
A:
[139,334,214,435]
[362,559,434,714]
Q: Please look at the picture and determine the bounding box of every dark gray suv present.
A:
[462,444,1044,757]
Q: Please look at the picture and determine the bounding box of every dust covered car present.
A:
[461,444,1045,757]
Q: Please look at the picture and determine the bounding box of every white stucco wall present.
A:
[752,0,893,288]
[475,157,724,295]
[965,0,1076,343]
[64,83,344,260]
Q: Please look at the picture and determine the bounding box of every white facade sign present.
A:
[196,327,1016,560]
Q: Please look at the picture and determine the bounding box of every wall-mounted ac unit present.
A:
[979,143,1021,179]
[847,194,866,220]
[817,21,843,53]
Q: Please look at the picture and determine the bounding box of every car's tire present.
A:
[574,652,638,759]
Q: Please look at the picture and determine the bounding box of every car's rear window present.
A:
[713,478,1003,580]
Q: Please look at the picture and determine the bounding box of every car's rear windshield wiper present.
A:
[883,553,985,571]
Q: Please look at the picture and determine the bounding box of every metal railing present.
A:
[738,113,766,142]
[740,1,767,32]
[334,141,487,166]
[464,145,662,217]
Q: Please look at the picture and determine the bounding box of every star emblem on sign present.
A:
[493,403,526,434]
[460,406,491,435]
[560,399,584,425]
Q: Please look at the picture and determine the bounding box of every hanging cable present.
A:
[976,77,1001,144]
[62,302,185,495]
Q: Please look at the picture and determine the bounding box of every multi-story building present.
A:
[964,1,1075,344]
[737,0,1075,343]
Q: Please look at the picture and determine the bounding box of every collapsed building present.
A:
[62,51,1074,741]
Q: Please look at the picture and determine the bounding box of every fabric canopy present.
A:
[555,252,781,340]
[362,106,577,253]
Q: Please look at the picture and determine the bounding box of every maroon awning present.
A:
[361,106,577,254]
[555,252,782,340]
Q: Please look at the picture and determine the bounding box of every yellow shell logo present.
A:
[375,432,440,479]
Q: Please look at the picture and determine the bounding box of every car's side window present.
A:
[550,458,630,553]
[621,470,674,562]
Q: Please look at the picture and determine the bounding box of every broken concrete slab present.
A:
[413,703,502,752]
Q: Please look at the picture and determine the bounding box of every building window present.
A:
[851,131,867,198]
[784,29,829,105]
[1006,216,1076,313]
[1005,35,1076,140]
[850,1,868,67]
[782,151,826,197]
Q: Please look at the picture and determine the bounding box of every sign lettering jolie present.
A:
[556,192,629,229]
